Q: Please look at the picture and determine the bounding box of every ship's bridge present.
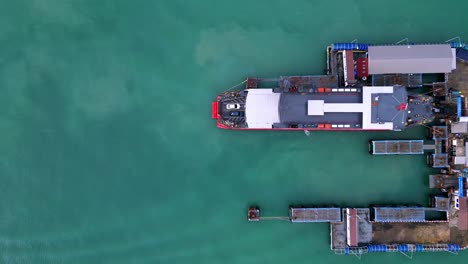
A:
[244,86,424,130]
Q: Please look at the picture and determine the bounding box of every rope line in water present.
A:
[225,80,247,92]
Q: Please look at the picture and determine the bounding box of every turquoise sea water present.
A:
[0,0,467,263]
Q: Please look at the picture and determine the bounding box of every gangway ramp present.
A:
[370,140,424,155]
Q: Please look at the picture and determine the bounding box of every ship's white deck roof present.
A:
[245,89,280,128]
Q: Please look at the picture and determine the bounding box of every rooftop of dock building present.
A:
[368,44,454,74]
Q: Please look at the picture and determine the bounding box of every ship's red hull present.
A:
[215,121,391,131]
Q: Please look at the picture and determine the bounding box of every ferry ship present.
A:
[211,42,466,131]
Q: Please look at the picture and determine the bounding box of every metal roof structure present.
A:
[343,50,355,86]
[373,207,426,222]
[459,197,468,231]
[452,122,468,133]
[346,209,358,247]
[368,44,453,74]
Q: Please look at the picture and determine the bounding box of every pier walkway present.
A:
[370,140,424,155]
